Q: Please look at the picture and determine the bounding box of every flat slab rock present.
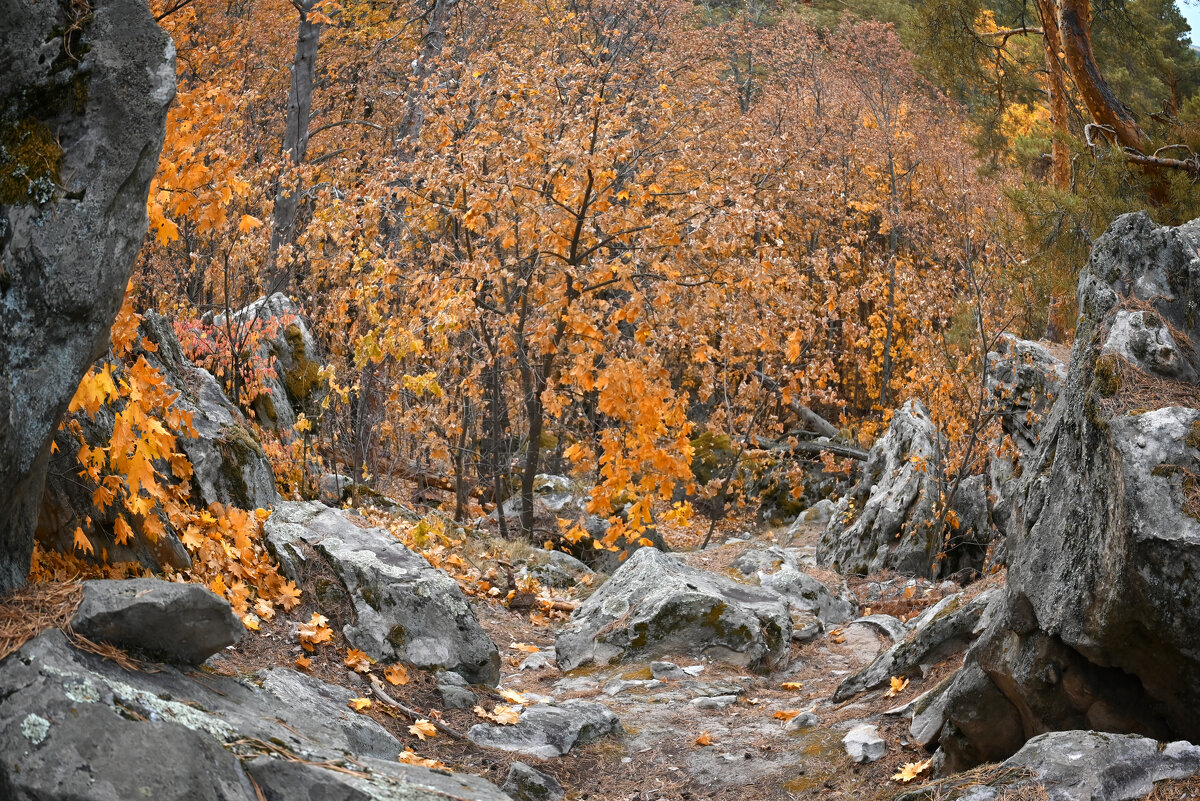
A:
[266,501,501,685]
[896,731,1200,801]
[467,700,622,759]
[0,629,508,801]
[555,547,792,673]
[70,578,242,665]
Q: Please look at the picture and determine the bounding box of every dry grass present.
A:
[0,581,82,662]
[1146,777,1200,801]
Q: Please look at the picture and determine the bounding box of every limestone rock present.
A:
[467,700,621,759]
[937,212,1200,769]
[842,724,885,763]
[0,629,508,800]
[70,578,242,665]
[555,547,792,673]
[266,501,500,685]
[818,401,990,578]
[0,0,175,593]
[501,762,565,801]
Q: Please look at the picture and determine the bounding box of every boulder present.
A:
[818,401,991,579]
[437,671,477,710]
[758,564,857,636]
[317,472,353,506]
[0,628,508,800]
[936,212,1200,770]
[554,547,792,673]
[0,0,175,593]
[986,334,1067,455]
[70,578,242,664]
[467,700,621,759]
[896,731,1200,801]
[38,313,279,570]
[266,501,501,685]
[526,549,595,589]
[832,589,999,702]
[501,762,565,801]
[219,293,327,442]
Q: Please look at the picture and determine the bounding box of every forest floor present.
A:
[207,513,1002,801]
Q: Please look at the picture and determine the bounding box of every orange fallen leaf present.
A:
[344,648,372,673]
[829,628,846,644]
[398,748,446,769]
[695,731,714,746]
[295,655,312,670]
[474,704,521,725]
[409,719,438,740]
[349,697,373,712]
[384,663,410,686]
[241,614,260,631]
[509,642,540,653]
[498,688,528,705]
[773,709,803,722]
[781,681,804,691]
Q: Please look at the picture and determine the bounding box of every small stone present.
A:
[784,712,819,732]
[501,762,565,801]
[690,694,738,710]
[519,651,556,671]
[650,661,687,680]
[681,665,705,676]
[843,724,886,763]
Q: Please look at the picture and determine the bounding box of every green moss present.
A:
[0,118,62,206]
[282,324,324,404]
[1093,353,1123,398]
[215,424,265,507]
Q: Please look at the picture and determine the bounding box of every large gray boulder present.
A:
[70,578,242,664]
[936,213,1200,770]
[0,0,175,593]
[555,547,792,673]
[818,401,991,578]
[986,334,1067,455]
[0,629,509,801]
[266,501,501,685]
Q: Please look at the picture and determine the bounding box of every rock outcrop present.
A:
[933,213,1200,770]
[555,547,792,673]
[265,501,501,685]
[0,0,175,593]
[466,700,621,759]
[0,628,509,801]
[818,401,992,579]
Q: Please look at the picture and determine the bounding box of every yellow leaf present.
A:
[73,527,94,556]
[473,704,521,725]
[891,757,934,784]
[384,664,410,686]
[781,681,804,691]
[398,748,446,769]
[509,642,540,653]
[349,697,373,712]
[695,731,714,746]
[241,614,260,631]
[209,576,227,597]
[498,688,528,704]
[885,676,910,698]
[113,516,134,546]
[409,719,437,740]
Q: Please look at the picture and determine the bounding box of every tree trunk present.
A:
[1056,0,1146,151]
[1037,0,1072,190]
[396,0,457,154]
[267,0,321,283]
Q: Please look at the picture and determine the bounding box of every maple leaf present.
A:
[892,757,934,784]
[781,681,804,691]
[237,214,263,233]
[409,719,438,740]
[473,704,521,725]
[344,648,373,673]
[242,614,260,631]
[398,749,446,769]
[773,709,803,722]
[695,731,714,746]
[829,628,847,644]
[73,527,95,556]
[298,613,333,651]
[885,676,910,698]
[295,655,312,670]
[384,663,410,686]
[509,642,540,653]
[349,697,373,712]
[497,688,528,705]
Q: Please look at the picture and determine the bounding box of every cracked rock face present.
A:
[0,0,175,593]
[934,212,1200,770]
[265,501,501,685]
[554,546,793,673]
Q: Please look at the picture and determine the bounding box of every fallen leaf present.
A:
[344,648,373,673]
[781,681,804,691]
[829,628,846,644]
[241,614,260,631]
[695,731,714,746]
[384,663,410,686]
[474,704,521,725]
[892,757,934,783]
[398,748,446,769]
[409,719,438,740]
[295,655,312,670]
[509,642,541,653]
[885,676,910,698]
[773,709,803,722]
[348,697,373,712]
[498,688,529,705]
